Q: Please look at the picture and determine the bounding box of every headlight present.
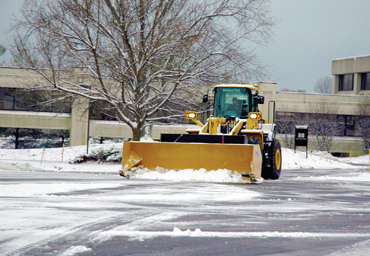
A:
[249,113,262,119]
[185,111,197,119]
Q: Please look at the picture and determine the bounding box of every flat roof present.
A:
[332,54,370,61]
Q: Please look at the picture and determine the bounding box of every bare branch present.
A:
[10,0,275,140]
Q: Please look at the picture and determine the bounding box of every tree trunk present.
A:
[132,123,153,141]
[132,127,142,141]
[15,128,19,149]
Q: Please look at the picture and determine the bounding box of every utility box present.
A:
[295,125,309,158]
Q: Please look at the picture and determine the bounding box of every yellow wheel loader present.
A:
[120,84,282,182]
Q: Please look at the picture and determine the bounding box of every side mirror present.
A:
[255,95,265,104]
[203,95,208,103]
[257,96,264,104]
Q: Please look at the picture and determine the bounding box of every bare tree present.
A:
[276,112,295,149]
[10,0,275,141]
[276,110,307,149]
[307,98,340,152]
[314,76,332,94]
[356,96,370,152]
[0,44,6,57]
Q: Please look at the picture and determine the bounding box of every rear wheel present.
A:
[262,139,282,180]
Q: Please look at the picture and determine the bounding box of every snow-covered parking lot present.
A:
[1,144,370,255]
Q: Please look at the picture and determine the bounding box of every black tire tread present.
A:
[262,139,282,180]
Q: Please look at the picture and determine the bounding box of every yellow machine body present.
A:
[120,141,262,181]
[120,84,282,182]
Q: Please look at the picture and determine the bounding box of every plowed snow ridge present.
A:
[0,144,368,183]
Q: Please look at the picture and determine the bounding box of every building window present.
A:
[0,88,22,110]
[337,115,355,136]
[338,74,354,91]
[361,73,370,90]
[0,87,72,112]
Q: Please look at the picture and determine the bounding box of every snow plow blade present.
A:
[120,141,262,181]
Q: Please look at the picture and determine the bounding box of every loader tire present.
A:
[262,139,282,180]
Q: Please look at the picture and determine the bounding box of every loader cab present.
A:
[213,85,263,119]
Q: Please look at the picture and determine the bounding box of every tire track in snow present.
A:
[4,209,161,256]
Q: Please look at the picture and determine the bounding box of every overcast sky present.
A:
[1,0,370,92]
[258,0,370,92]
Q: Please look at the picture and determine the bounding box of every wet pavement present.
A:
[1,167,370,255]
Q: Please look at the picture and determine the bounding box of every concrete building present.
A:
[258,82,367,156]
[332,55,370,96]
[250,55,370,156]
[0,67,197,146]
[1,57,369,155]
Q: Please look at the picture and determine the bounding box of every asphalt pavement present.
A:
[1,167,370,256]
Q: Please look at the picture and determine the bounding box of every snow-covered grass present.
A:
[0,143,368,184]
[0,142,122,174]
[283,148,369,169]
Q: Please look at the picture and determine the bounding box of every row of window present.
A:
[338,72,370,91]
[361,73,370,90]
[276,112,357,137]
[0,88,72,113]
[0,87,200,122]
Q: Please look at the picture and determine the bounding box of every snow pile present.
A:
[125,167,249,183]
[123,148,366,181]
[0,143,123,174]
[0,144,112,163]
[173,227,203,236]
[96,227,370,241]
[61,246,92,256]
[282,148,364,170]
[0,143,368,184]
[335,154,370,165]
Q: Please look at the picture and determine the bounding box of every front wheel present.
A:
[262,139,282,180]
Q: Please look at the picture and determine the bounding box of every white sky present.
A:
[258,0,370,92]
[1,0,370,92]
[0,0,23,57]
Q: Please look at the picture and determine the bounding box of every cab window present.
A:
[214,87,251,118]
